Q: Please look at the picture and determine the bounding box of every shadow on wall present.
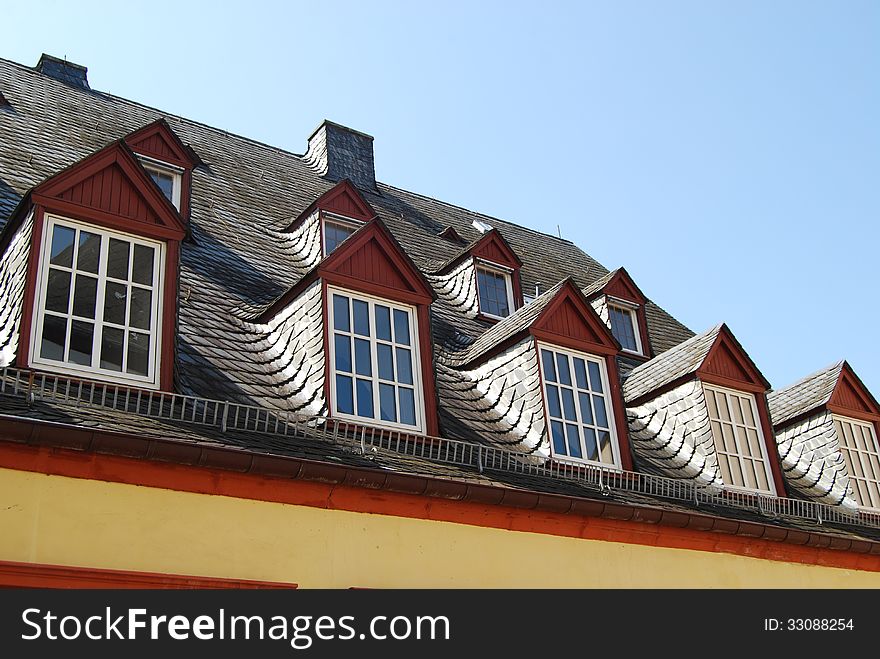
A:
[0,177,23,232]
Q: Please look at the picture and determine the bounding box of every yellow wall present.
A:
[1,467,878,588]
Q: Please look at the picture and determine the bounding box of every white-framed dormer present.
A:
[475,259,515,320]
[606,296,643,356]
[137,154,183,211]
[832,414,880,512]
[322,212,363,256]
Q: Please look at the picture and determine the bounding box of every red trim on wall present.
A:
[0,560,297,589]
[124,119,195,170]
[286,180,377,232]
[753,392,789,496]
[160,241,180,391]
[605,354,634,471]
[829,363,880,421]
[16,206,45,370]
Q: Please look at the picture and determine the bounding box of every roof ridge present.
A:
[768,360,844,398]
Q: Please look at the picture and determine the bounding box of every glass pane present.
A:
[735,426,752,457]
[755,461,769,491]
[551,420,566,455]
[150,170,174,201]
[731,396,745,425]
[588,361,603,393]
[399,388,416,426]
[132,244,155,285]
[393,309,410,345]
[354,338,372,376]
[379,383,397,422]
[72,274,97,319]
[129,288,152,330]
[76,231,102,273]
[578,392,594,425]
[573,358,588,389]
[746,428,762,458]
[721,423,737,453]
[609,306,637,352]
[705,388,719,417]
[45,269,71,313]
[566,424,582,459]
[333,294,350,332]
[356,378,374,418]
[103,281,127,325]
[729,454,744,486]
[716,391,732,422]
[68,320,94,366]
[583,427,598,462]
[556,353,571,386]
[598,430,614,464]
[377,344,394,381]
[335,374,354,414]
[541,349,556,382]
[100,326,124,371]
[744,459,758,490]
[561,388,577,421]
[546,385,561,418]
[593,395,608,428]
[375,305,392,341]
[396,347,413,385]
[49,225,75,267]
[107,238,130,280]
[353,300,370,336]
[718,454,732,484]
[126,331,150,376]
[334,334,351,372]
[740,396,756,426]
[40,315,67,361]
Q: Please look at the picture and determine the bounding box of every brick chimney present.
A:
[35,53,90,90]
[304,120,376,192]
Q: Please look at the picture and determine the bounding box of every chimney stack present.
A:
[35,53,90,90]
[304,120,376,192]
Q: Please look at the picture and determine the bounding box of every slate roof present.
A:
[768,362,844,429]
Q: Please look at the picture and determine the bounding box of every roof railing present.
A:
[1,367,877,532]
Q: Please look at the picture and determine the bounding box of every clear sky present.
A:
[3,1,878,394]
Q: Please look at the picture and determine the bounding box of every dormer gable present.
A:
[531,280,619,356]
[828,362,880,422]
[286,179,377,233]
[124,119,195,170]
[697,324,769,393]
[583,267,652,358]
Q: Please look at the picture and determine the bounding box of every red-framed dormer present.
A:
[584,267,652,359]
[18,139,186,391]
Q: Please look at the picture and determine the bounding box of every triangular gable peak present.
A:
[828,362,880,422]
[471,229,522,270]
[319,218,433,305]
[287,179,376,231]
[531,280,618,356]
[697,324,769,393]
[32,140,186,241]
[124,119,194,169]
[601,267,647,305]
[438,226,467,245]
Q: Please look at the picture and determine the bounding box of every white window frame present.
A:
[321,212,363,257]
[833,414,880,512]
[327,285,426,434]
[606,296,643,356]
[702,382,776,495]
[475,259,515,320]
[536,340,621,469]
[29,214,166,389]
[138,155,182,211]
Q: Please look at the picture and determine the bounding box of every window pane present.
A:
[68,320,94,366]
[588,361,603,393]
[354,338,372,376]
[356,379,374,418]
[46,269,71,313]
[77,231,102,273]
[566,424,582,458]
[399,388,416,426]
[72,274,98,319]
[107,238,130,280]
[129,288,152,330]
[333,294,350,332]
[546,385,561,418]
[731,396,745,425]
[40,315,67,361]
[334,334,352,372]
[393,309,410,345]
[103,281,127,325]
[609,306,638,352]
[335,374,354,414]
[353,300,370,336]
[578,392,594,425]
[377,344,394,381]
[396,347,413,385]
[126,331,149,376]
[49,225,76,267]
[375,305,392,341]
[379,383,397,422]
[561,388,577,421]
[598,430,614,463]
[100,327,124,371]
[477,268,510,317]
[573,358,588,389]
[556,353,571,386]
[132,244,155,285]
[716,391,731,422]
[541,349,556,382]
[551,421,566,455]
[740,396,756,426]
[593,395,608,428]
[583,427,598,461]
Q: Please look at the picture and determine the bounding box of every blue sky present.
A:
[4,1,878,393]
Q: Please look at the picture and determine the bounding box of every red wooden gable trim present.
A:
[32,140,186,241]
[286,179,377,231]
[602,267,647,305]
[319,218,433,305]
[697,325,770,392]
[124,119,194,169]
[471,230,522,270]
[531,280,618,356]
[828,362,880,422]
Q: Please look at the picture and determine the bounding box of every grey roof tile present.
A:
[768,362,844,428]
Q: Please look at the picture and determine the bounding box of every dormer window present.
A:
[607,298,642,355]
[139,156,182,211]
[833,415,880,511]
[476,262,514,319]
[323,214,362,256]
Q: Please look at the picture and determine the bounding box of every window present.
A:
[328,288,423,432]
[476,264,513,319]
[538,344,619,467]
[139,157,182,210]
[31,215,164,387]
[323,217,360,256]
[703,384,775,494]
[834,415,880,511]
[608,300,642,354]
